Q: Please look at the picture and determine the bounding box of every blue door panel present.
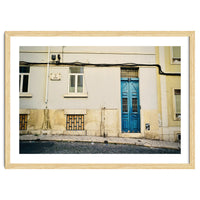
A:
[121,78,140,133]
[122,117,129,132]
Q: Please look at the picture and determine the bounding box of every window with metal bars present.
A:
[19,114,28,130]
[132,98,138,112]
[122,98,128,112]
[66,114,84,130]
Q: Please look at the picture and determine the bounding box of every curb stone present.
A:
[20,134,180,150]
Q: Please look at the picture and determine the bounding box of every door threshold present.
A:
[119,132,143,138]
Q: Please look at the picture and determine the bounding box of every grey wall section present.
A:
[20,66,121,110]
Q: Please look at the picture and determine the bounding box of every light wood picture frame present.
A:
[5,31,195,169]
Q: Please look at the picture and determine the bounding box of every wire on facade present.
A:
[20,61,181,76]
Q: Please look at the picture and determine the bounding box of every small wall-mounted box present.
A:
[145,123,150,131]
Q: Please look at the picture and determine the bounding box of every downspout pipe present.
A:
[45,47,50,105]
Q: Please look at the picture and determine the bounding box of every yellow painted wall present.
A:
[166,76,181,127]
[155,46,162,126]
[142,109,160,140]
[165,47,181,73]
[165,47,181,127]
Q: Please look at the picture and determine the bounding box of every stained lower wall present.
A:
[20,108,179,142]
[20,109,120,137]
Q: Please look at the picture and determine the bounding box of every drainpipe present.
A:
[42,47,51,132]
[100,107,106,137]
[45,47,50,104]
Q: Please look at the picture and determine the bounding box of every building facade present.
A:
[19,46,181,141]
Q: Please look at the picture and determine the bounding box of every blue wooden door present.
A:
[121,78,140,133]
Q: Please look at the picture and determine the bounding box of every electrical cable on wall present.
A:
[20,61,181,76]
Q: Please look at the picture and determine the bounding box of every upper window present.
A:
[174,89,181,120]
[171,46,181,64]
[19,66,30,93]
[69,67,84,93]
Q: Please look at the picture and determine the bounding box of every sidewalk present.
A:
[20,134,180,150]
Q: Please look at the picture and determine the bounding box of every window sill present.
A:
[174,119,181,121]
[64,94,88,98]
[171,61,181,65]
[20,93,32,98]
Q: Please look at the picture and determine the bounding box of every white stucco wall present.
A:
[139,67,158,110]
[20,46,156,64]
[20,46,158,136]
[48,66,121,110]
[20,66,121,111]
[20,66,46,109]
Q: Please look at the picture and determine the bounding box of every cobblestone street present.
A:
[20,140,180,154]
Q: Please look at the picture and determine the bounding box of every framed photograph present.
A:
[5,31,195,169]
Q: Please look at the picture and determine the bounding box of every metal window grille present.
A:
[122,98,128,112]
[66,114,84,130]
[132,98,138,112]
[19,114,28,130]
[121,68,138,78]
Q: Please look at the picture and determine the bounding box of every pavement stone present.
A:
[20,134,180,150]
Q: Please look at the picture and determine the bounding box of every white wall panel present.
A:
[139,67,158,110]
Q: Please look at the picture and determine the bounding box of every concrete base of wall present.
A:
[157,127,181,142]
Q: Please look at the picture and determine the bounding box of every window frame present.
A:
[19,66,32,98]
[171,46,181,65]
[65,67,88,98]
[68,73,84,94]
[173,88,181,121]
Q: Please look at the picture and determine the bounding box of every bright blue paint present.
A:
[121,78,140,133]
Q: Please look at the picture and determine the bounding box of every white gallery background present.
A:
[0,0,199,200]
